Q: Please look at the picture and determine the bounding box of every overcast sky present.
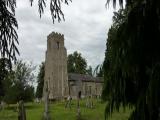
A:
[16,0,117,69]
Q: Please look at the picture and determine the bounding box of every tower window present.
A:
[49,41,51,50]
[57,42,60,49]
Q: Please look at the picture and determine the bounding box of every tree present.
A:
[86,66,93,76]
[0,58,11,100]
[3,60,35,103]
[93,64,103,77]
[36,62,45,99]
[0,0,71,64]
[67,51,87,74]
[103,0,160,119]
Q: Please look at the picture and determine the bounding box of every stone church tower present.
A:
[44,32,68,100]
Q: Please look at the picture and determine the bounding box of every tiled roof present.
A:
[68,73,103,83]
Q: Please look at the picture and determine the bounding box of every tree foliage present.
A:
[67,51,87,74]
[0,58,11,100]
[86,66,93,76]
[0,0,19,62]
[0,0,71,64]
[3,60,35,103]
[93,64,103,77]
[103,0,160,119]
[36,62,45,99]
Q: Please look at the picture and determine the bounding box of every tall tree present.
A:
[86,66,93,76]
[36,62,45,99]
[0,0,71,64]
[93,64,103,77]
[67,51,87,74]
[103,0,160,119]
[0,58,11,100]
[3,60,35,103]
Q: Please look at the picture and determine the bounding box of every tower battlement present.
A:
[47,32,64,41]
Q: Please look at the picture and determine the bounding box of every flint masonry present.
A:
[44,32,69,100]
[44,32,103,100]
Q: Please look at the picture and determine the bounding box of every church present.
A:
[43,32,103,100]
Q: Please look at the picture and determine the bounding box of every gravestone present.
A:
[43,82,50,120]
[18,100,26,120]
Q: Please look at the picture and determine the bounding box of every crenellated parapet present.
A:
[47,32,64,41]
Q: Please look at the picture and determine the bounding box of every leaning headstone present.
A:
[18,100,26,120]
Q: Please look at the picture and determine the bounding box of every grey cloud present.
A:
[16,0,115,69]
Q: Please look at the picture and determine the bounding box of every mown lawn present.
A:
[0,99,132,120]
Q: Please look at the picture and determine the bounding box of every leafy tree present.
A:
[24,85,35,102]
[93,64,103,77]
[0,0,71,64]
[103,0,160,119]
[97,67,103,77]
[67,51,87,74]
[3,60,35,103]
[86,66,93,76]
[36,62,45,99]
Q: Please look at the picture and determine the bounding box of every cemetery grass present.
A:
[0,99,132,120]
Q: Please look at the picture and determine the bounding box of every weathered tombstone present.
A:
[77,91,81,120]
[87,94,94,109]
[18,100,26,120]
[85,97,89,108]
[86,96,90,108]
[90,95,93,109]
[65,95,72,109]
[0,102,2,111]
[0,101,5,111]
[43,82,50,120]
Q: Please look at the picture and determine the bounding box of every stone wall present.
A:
[69,81,103,99]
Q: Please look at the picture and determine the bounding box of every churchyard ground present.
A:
[0,99,132,120]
